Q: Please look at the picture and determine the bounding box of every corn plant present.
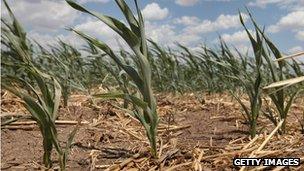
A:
[208,13,264,138]
[45,40,92,107]
[2,71,77,170]
[82,43,114,89]
[263,54,304,133]
[263,59,304,90]
[234,11,279,138]
[244,12,303,134]
[196,47,219,93]
[66,0,159,157]
[1,1,78,169]
[177,44,204,92]
[93,55,132,108]
[149,40,182,93]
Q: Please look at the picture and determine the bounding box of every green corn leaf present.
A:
[66,0,139,49]
[70,29,145,94]
[284,90,302,115]
[230,92,250,118]
[61,122,80,170]
[115,0,140,36]
[52,78,62,120]
[134,0,148,56]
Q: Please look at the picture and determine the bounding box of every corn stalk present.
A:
[1,1,78,169]
[246,11,303,134]
[66,0,158,157]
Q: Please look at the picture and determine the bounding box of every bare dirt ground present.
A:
[1,92,304,170]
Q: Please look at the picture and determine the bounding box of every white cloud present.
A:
[174,0,231,6]
[73,18,130,50]
[2,0,79,32]
[248,0,285,8]
[203,0,231,1]
[29,32,85,48]
[234,44,252,55]
[146,22,176,45]
[267,11,304,41]
[73,18,201,50]
[288,46,303,54]
[145,21,201,47]
[220,30,253,44]
[147,13,249,48]
[175,0,199,6]
[142,3,169,21]
[67,18,201,51]
[248,0,304,11]
[267,11,304,33]
[296,30,304,41]
[29,16,127,50]
[184,13,248,34]
[74,18,117,39]
[267,25,280,33]
[215,13,247,29]
[29,32,58,46]
[174,16,200,26]
[78,0,110,4]
[211,30,255,55]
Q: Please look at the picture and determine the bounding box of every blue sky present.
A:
[1,0,304,55]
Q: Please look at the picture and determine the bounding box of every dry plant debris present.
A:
[1,92,303,170]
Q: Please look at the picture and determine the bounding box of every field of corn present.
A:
[1,0,304,170]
